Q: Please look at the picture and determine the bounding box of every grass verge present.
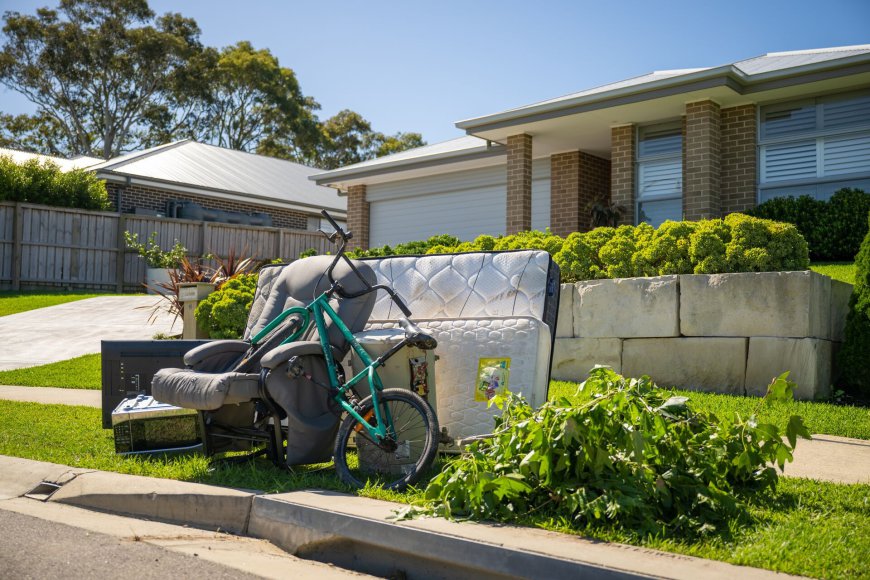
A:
[0,354,102,389]
[0,399,866,578]
[0,292,106,317]
[550,380,870,440]
[810,261,856,284]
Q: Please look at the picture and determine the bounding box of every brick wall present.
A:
[506,133,533,234]
[106,183,310,230]
[720,104,758,214]
[550,151,580,236]
[684,100,721,220]
[610,125,635,225]
[346,184,369,250]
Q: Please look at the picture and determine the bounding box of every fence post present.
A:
[11,203,22,291]
[116,214,126,293]
[200,221,209,256]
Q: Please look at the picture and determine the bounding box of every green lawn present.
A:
[0,354,101,389]
[550,380,870,440]
[9,353,869,441]
[0,291,107,317]
[0,398,866,578]
[810,261,856,284]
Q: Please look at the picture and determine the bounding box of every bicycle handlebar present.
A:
[319,210,412,317]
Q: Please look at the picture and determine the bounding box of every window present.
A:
[636,123,682,227]
[759,91,870,202]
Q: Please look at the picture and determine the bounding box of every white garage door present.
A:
[368,161,550,247]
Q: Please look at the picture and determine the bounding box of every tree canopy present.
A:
[0,0,425,166]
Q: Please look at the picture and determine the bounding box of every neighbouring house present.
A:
[0,147,104,171]
[312,45,870,248]
[89,140,346,230]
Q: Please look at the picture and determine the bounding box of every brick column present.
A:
[346,184,369,250]
[506,133,532,234]
[611,125,635,225]
[550,151,611,235]
[684,100,721,220]
[720,104,758,214]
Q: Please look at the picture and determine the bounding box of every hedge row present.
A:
[351,213,810,283]
[838,211,870,400]
[0,155,111,211]
[746,188,869,262]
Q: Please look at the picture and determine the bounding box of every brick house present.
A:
[92,140,346,230]
[311,45,870,249]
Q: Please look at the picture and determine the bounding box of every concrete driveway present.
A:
[0,296,181,370]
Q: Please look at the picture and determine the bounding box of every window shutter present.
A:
[761,141,817,182]
[638,158,682,198]
[823,134,870,177]
[822,93,870,130]
[761,104,817,139]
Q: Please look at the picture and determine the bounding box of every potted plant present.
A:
[124,231,187,294]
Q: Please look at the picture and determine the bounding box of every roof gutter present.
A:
[456,53,870,133]
[97,170,347,217]
[310,142,506,186]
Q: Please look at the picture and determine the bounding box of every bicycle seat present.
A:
[398,317,437,350]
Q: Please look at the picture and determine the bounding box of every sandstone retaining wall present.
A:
[551,271,852,399]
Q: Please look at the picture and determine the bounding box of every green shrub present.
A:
[838,212,870,400]
[0,156,110,210]
[747,188,870,261]
[195,274,259,339]
[124,232,187,269]
[354,215,809,283]
[409,368,810,536]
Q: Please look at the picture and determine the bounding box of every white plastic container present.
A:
[350,328,437,413]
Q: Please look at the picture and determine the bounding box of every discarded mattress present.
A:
[360,250,560,442]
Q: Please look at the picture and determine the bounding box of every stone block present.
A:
[551,338,622,381]
[680,271,831,339]
[622,337,747,394]
[746,337,833,400]
[830,280,854,343]
[556,283,574,338]
[573,276,679,338]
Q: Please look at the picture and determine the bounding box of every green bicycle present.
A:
[245,210,440,490]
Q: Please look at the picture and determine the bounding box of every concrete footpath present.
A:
[0,455,801,580]
[0,296,180,370]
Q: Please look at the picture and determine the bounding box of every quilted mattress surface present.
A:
[361,250,556,442]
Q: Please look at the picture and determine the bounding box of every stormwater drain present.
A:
[24,481,63,502]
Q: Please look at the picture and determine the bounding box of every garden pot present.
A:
[145,267,174,295]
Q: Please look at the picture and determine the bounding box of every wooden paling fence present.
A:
[0,202,332,292]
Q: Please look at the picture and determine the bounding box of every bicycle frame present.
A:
[249,292,394,444]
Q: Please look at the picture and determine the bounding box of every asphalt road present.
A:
[0,509,262,579]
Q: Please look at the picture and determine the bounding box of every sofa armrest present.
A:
[184,340,249,371]
[260,341,342,370]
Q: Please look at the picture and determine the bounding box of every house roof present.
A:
[311,44,870,189]
[0,147,103,171]
[456,44,870,131]
[93,140,346,215]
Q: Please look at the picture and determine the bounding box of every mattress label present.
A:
[475,358,511,402]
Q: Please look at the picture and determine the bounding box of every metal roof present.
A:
[312,44,870,187]
[93,140,345,213]
[0,147,103,171]
[310,136,501,185]
[457,44,870,130]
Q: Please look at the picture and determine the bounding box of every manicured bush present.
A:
[0,156,110,210]
[837,211,870,400]
[356,215,809,283]
[747,188,870,261]
[195,274,258,339]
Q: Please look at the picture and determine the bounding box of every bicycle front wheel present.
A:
[334,388,438,491]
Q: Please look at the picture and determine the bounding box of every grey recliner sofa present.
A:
[152,255,376,466]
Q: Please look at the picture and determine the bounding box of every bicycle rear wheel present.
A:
[334,388,438,491]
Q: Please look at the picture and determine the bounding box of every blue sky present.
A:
[1,0,868,145]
